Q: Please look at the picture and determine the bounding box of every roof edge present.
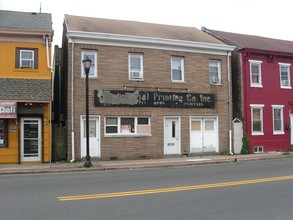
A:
[67,30,235,54]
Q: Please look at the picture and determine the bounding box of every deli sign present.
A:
[0,101,17,118]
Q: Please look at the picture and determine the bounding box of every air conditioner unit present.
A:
[131,71,141,79]
[282,80,289,86]
[211,77,219,83]
[21,60,33,68]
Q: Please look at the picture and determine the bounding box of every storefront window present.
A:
[105,117,150,135]
[0,119,8,147]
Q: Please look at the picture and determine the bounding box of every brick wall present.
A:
[66,43,231,160]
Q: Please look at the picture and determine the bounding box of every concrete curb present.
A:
[0,154,291,175]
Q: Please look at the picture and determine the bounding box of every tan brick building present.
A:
[61,15,235,161]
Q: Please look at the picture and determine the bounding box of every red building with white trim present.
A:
[203,28,293,152]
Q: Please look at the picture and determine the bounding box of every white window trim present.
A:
[209,60,221,85]
[20,49,34,68]
[171,56,185,83]
[249,60,263,88]
[105,116,151,137]
[279,63,291,89]
[81,50,98,78]
[272,105,285,135]
[250,104,264,135]
[129,53,144,81]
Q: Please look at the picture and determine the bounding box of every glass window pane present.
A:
[191,121,201,131]
[0,120,7,147]
[84,120,96,137]
[106,117,117,125]
[121,118,135,133]
[252,108,262,132]
[172,57,183,81]
[138,118,149,125]
[205,120,214,131]
[106,126,117,133]
[172,69,182,80]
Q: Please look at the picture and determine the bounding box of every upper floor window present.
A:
[209,60,221,84]
[16,48,38,69]
[250,104,264,135]
[279,63,291,89]
[0,119,8,148]
[129,53,143,80]
[81,50,97,77]
[171,56,184,82]
[272,105,284,134]
[249,60,262,87]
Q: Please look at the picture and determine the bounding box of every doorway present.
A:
[80,116,100,158]
[164,117,180,155]
[190,117,218,153]
[21,118,42,162]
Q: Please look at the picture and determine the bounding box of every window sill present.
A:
[171,80,186,83]
[81,76,98,79]
[210,83,222,86]
[273,131,285,135]
[281,86,292,89]
[105,134,152,138]
[250,84,263,88]
[252,132,264,136]
[15,68,38,73]
[129,78,144,82]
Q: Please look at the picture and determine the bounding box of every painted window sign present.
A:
[94,90,215,108]
[0,101,17,118]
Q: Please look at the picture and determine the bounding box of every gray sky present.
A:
[1,0,293,46]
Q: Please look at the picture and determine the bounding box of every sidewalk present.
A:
[0,152,291,175]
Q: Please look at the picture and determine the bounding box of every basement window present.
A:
[253,146,264,153]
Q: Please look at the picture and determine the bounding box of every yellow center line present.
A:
[57,175,293,201]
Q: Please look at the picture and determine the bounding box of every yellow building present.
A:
[0,10,53,164]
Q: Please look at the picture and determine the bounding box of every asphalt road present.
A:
[1,158,293,220]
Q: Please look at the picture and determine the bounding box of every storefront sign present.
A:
[0,101,17,118]
[94,90,215,108]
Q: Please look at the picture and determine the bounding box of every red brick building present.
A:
[203,28,293,153]
[60,15,234,161]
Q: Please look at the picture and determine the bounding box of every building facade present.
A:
[0,10,53,164]
[61,15,234,161]
[203,28,293,152]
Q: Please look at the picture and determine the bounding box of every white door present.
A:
[81,116,100,157]
[290,115,293,145]
[164,117,180,155]
[21,118,42,162]
[190,118,218,153]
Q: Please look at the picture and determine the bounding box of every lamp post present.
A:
[82,56,92,167]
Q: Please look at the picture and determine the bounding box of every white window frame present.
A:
[250,104,264,135]
[129,53,143,80]
[272,105,284,135]
[81,50,98,78]
[20,50,34,68]
[171,56,185,82]
[249,60,263,88]
[209,60,221,84]
[105,116,151,136]
[279,63,291,89]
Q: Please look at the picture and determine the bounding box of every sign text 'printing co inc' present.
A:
[94,90,215,108]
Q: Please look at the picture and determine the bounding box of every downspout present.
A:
[227,51,233,155]
[70,41,75,162]
[45,35,53,165]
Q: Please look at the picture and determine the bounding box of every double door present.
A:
[190,118,218,153]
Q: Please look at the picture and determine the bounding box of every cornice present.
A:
[67,30,235,55]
